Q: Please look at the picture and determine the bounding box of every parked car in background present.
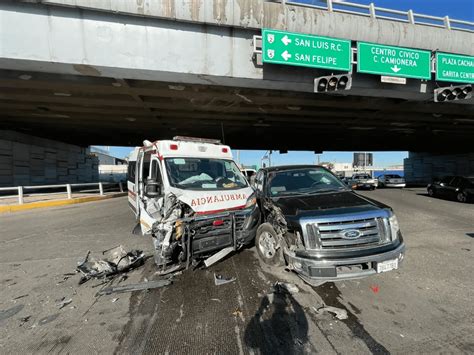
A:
[252,165,405,286]
[427,176,474,203]
[348,173,378,190]
[378,174,406,188]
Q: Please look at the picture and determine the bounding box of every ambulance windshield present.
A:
[165,158,248,190]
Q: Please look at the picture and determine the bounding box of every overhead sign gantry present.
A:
[435,53,474,84]
[262,29,351,71]
[357,42,431,80]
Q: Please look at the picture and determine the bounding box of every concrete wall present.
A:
[0,130,98,187]
[404,152,474,185]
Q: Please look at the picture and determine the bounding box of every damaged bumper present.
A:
[284,242,406,285]
[191,205,260,255]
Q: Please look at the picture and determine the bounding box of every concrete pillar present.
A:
[0,130,99,187]
[404,152,474,185]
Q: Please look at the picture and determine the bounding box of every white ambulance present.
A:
[127,137,260,274]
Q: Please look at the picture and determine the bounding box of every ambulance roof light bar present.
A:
[173,136,222,145]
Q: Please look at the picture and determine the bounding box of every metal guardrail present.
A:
[281,0,474,33]
[0,182,124,205]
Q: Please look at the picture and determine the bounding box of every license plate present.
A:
[377,259,398,273]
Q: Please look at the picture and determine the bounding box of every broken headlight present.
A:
[389,214,400,241]
[244,193,257,209]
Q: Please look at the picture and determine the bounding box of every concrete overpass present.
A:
[0,0,473,152]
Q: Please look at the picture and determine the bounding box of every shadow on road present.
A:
[244,290,309,355]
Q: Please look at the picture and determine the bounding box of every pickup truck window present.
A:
[165,158,248,190]
[267,168,347,196]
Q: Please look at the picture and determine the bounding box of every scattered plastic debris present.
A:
[232,308,243,317]
[274,282,299,294]
[313,306,348,320]
[77,245,145,284]
[204,247,234,267]
[214,273,236,286]
[370,285,380,294]
[19,315,31,327]
[97,279,171,296]
[112,298,119,303]
[57,297,72,309]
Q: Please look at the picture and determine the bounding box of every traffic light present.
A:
[314,74,352,93]
[434,84,472,102]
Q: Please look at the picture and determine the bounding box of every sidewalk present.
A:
[0,192,127,213]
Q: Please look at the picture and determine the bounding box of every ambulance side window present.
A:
[127,162,136,183]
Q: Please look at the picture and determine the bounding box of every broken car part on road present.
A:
[77,245,145,283]
[97,279,172,295]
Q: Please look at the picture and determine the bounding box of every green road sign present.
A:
[357,42,431,79]
[262,29,351,71]
[436,52,474,84]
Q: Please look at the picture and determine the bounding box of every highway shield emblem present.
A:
[267,33,274,43]
[267,49,275,59]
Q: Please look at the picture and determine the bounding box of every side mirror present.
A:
[145,179,162,198]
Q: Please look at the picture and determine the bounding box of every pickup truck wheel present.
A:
[456,191,467,203]
[428,188,436,197]
[256,224,285,266]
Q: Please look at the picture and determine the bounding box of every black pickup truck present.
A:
[252,165,405,286]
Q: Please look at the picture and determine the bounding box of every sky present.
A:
[101,0,472,168]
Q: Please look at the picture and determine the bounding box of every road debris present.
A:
[12,294,28,300]
[370,285,380,294]
[214,273,236,286]
[313,305,348,320]
[232,308,243,318]
[204,247,234,268]
[56,297,72,309]
[97,279,171,296]
[77,245,145,283]
[274,282,299,294]
[19,315,31,327]
[112,298,119,303]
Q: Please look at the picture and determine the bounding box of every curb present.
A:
[0,192,127,213]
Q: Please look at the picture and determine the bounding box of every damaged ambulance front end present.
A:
[128,138,259,274]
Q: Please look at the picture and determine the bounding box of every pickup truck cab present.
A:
[253,165,405,286]
[128,137,260,273]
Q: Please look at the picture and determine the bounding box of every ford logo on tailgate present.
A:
[341,229,362,239]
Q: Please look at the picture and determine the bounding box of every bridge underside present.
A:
[0,68,473,152]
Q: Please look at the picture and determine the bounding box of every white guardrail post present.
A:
[327,0,333,12]
[119,182,123,192]
[66,184,72,199]
[18,186,24,205]
[99,182,104,196]
[368,3,375,18]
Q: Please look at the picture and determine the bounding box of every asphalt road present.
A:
[0,188,473,354]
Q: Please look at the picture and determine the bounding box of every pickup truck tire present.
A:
[255,223,285,267]
[428,187,436,197]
